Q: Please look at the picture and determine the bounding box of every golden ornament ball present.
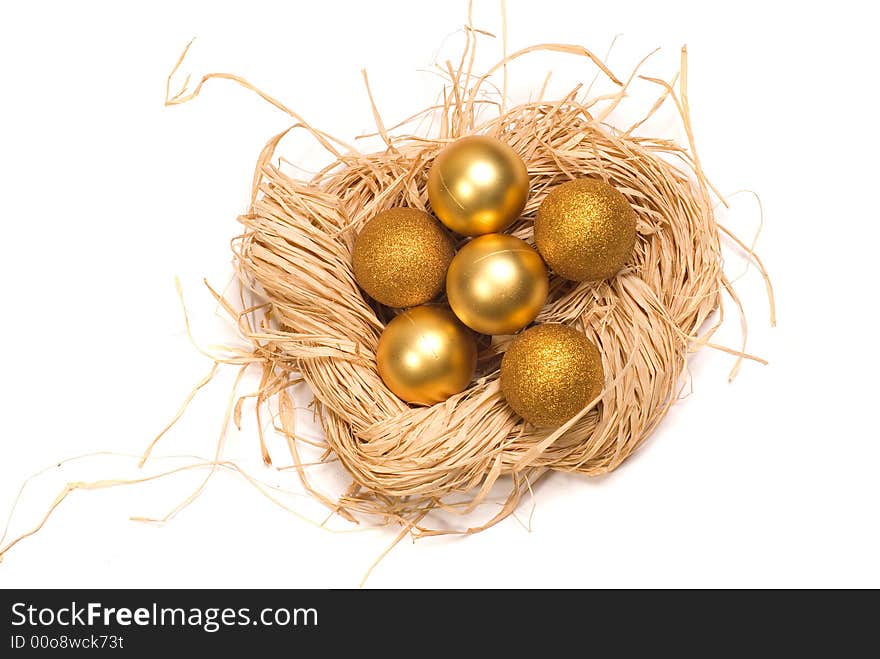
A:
[376,305,477,405]
[352,208,455,308]
[500,323,605,427]
[534,178,637,281]
[427,135,529,236]
[446,233,548,335]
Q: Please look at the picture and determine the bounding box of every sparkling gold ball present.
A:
[376,305,477,405]
[427,135,529,236]
[534,178,637,281]
[500,324,604,427]
[353,208,455,308]
[446,233,548,335]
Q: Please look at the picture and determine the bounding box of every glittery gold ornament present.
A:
[500,324,604,427]
[352,208,455,308]
[427,135,529,236]
[376,305,477,405]
[534,178,637,282]
[446,233,548,336]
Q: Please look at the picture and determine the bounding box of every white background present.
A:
[1,0,877,588]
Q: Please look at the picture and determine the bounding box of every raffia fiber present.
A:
[159,27,772,540]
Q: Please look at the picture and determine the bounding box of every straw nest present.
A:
[162,34,771,537]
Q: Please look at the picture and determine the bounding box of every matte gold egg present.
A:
[428,135,529,236]
[446,233,548,335]
[353,208,455,308]
[376,305,477,405]
[534,178,637,281]
[500,323,604,427]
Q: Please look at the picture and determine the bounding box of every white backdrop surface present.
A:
[0,0,877,588]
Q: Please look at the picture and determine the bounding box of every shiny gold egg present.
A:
[353,208,455,308]
[500,323,604,427]
[427,135,529,236]
[446,233,548,335]
[534,178,637,281]
[376,305,477,405]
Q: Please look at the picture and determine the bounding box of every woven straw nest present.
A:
[163,35,772,537]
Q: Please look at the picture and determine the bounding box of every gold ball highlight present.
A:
[446,233,548,336]
[353,208,455,308]
[376,305,477,406]
[428,135,529,236]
